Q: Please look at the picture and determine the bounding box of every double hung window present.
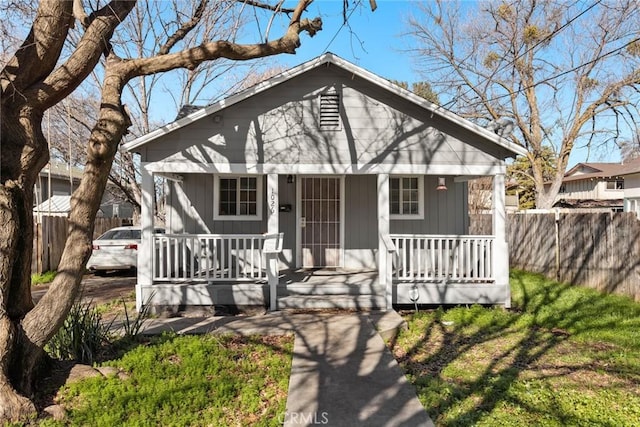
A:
[390,176,423,219]
[214,176,262,220]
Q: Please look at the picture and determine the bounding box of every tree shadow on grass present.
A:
[391,270,640,426]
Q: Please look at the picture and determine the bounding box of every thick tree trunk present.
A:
[20,68,131,391]
[0,105,49,420]
[0,60,130,424]
[533,150,571,209]
[0,95,130,423]
[0,188,38,421]
[0,317,36,421]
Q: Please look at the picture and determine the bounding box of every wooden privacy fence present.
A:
[32,216,125,274]
[470,212,640,301]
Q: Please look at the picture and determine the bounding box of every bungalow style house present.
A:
[123,53,526,312]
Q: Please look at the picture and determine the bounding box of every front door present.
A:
[299,177,342,268]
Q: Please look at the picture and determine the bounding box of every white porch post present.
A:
[377,173,392,310]
[267,173,279,311]
[137,164,154,311]
[492,172,510,308]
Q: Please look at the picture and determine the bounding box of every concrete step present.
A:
[279,283,384,296]
[278,294,386,311]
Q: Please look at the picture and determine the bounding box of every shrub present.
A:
[121,295,152,340]
[46,300,112,364]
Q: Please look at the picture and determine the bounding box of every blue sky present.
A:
[275,1,417,84]
[148,0,625,165]
[153,2,419,122]
[268,0,626,165]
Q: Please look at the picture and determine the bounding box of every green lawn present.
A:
[391,270,640,426]
[42,334,293,426]
[36,270,640,425]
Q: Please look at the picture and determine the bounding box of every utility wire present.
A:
[466,35,640,111]
[437,0,603,111]
[322,1,360,53]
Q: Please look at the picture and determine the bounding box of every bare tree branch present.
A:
[124,14,322,78]
[238,0,295,14]
[0,1,73,96]
[158,0,208,55]
[25,0,137,109]
[72,0,90,29]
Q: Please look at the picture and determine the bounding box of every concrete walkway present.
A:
[142,311,434,427]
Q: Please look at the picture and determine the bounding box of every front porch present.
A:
[125,53,526,313]
[137,232,506,311]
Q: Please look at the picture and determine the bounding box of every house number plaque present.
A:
[269,188,277,215]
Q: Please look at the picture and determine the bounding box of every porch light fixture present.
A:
[287,174,295,184]
[436,177,447,191]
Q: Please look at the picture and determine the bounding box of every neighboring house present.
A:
[33,160,135,219]
[33,195,80,217]
[123,53,526,312]
[553,162,626,211]
[34,162,82,208]
[618,157,640,218]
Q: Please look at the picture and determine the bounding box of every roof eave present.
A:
[123,54,336,152]
[124,52,528,158]
[325,55,528,158]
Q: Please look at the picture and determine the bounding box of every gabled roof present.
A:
[33,195,108,217]
[619,157,640,176]
[33,195,72,214]
[123,53,527,157]
[562,161,640,182]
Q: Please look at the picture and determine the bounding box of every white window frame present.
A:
[389,175,424,220]
[213,175,263,221]
[626,197,640,219]
[605,179,624,190]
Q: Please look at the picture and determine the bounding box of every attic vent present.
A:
[319,91,341,130]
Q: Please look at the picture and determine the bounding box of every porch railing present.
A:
[390,234,495,282]
[153,233,277,282]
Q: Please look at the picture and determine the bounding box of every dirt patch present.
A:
[32,271,136,306]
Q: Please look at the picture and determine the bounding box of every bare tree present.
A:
[619,135,640,162]
[54,1,287,223]
[468,177,493,214]
[0,0,329,420]
[407,0,640,208]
